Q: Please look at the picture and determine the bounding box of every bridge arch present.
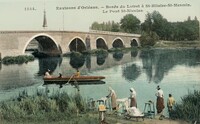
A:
[130,38,139,47]
[112,37,124,48]
[96,37,108,50]
[68,37,86,52]
[23,33,61,55]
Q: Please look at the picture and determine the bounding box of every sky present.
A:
[0,0,199,32]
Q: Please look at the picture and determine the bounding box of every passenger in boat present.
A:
[58,73,62,78]
[44,69,51,78]
[74,69,80,77]
[155,85,165,118]
[129,87,137,108]
[106,87,117,110]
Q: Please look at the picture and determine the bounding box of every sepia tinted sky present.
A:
[0,0,199,31]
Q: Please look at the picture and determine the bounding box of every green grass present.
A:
[154,40,200,48]
[0,90,98,123]
[0,89,192,124]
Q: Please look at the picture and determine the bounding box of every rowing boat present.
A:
[43,75,105,85]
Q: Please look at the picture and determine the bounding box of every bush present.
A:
[0,90,91,123]
[140,32,159,47]
[170,90,200,123]
[94,49,108,55]
[2,55,34,65]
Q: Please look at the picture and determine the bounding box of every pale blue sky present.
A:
[0,0,199,31]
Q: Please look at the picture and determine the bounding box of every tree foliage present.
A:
[90,21,120,32]
[120,14,141,33]
[140,31,159,47]
[90,11,199,47]
[141,11,199,41]
[141,12,152,34]
[170,90,200,122]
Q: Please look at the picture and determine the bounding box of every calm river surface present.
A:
[0,48,200,115]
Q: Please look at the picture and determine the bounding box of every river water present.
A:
[0,48,200,116]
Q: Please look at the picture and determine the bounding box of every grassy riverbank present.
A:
[154,40,200,48]
[1,89,199,124]
[0,90,98,124]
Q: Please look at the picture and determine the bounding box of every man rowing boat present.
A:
[74,69,80,77]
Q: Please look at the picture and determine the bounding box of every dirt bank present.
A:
[105,114,189,124]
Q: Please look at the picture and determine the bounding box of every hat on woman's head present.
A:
[130,88,134,92]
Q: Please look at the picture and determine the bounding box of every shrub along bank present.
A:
[170,90,200,123]
[2,55,34,65]
[0,90,98,124]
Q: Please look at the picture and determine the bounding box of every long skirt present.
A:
[111,95,117,110]
[156,97,165,114]
[130,98,137,108]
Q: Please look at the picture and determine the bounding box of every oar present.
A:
[66,74,75,84]
[65,74,79,91]
[73,80,80,91]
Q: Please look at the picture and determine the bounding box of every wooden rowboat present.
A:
[43,75,105,85]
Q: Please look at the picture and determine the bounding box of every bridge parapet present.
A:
[0,30,141,37]
[89,30,141,37]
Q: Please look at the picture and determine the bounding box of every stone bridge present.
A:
[0,30,141,58]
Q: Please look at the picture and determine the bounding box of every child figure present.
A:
[167,94,175,112]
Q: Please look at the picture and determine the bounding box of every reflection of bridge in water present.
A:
[1,49,200,90]
[0,30,141,58]
[0,51,141,90]
[55,51,141,74]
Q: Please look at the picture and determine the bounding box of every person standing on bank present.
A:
[106,87,117,110]
[155,85,165,115]
[129,87,137,108]
[167,94,175,112]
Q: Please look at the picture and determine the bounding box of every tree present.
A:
[91,21,101,30]
[187,16,191,21]
[194,16,198,21]
[151,11,169,40]
[140,31,159,47]
[111,21,120,32]
[171,19,199,41]
[90,21,121,32]
[120,14,141,33]
[141,12,153,34]
[184,19,199,40]
[140,12,159,46]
